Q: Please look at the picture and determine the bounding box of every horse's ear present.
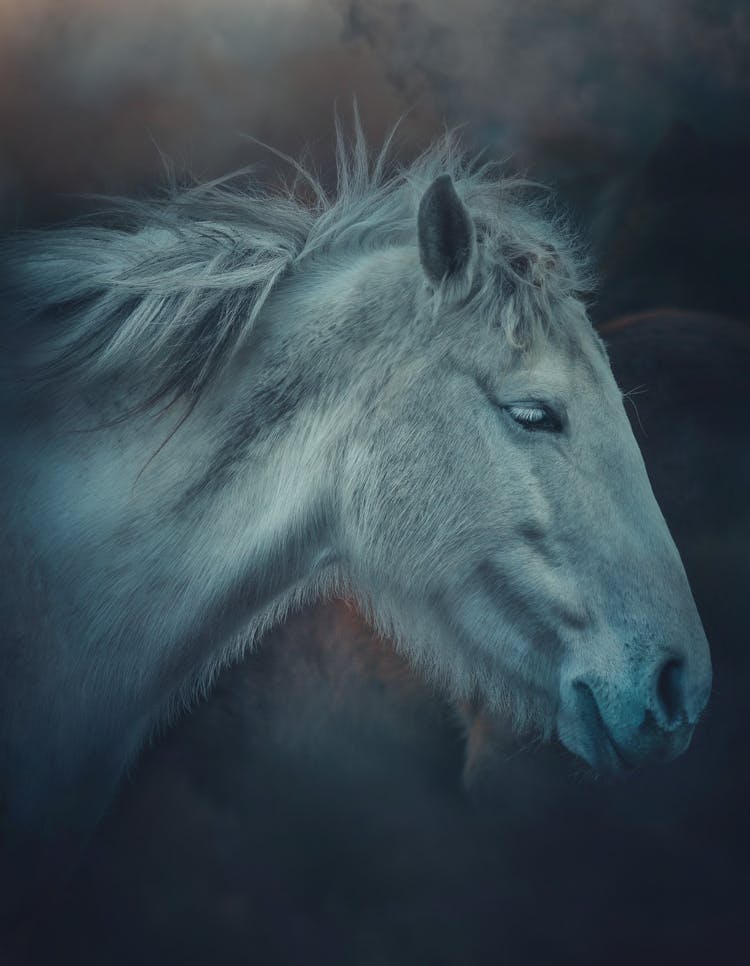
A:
[418,174,477,299]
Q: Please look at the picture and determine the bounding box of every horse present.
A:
[0,123,712,856]
[19,310,744,966]
[11,307,746,966]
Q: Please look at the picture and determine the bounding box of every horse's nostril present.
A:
[655,658,686,727]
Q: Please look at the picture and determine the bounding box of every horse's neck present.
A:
[170,243,420,617]
[9,242,416,702]
[121,392,343,695]
[3,361,338,717]
[154,246,419,679]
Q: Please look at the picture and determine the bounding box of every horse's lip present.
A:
[596,724,636,778]
[573,681,635,779]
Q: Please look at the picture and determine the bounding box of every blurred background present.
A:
[1,2,749,964]
[2,0,749,323]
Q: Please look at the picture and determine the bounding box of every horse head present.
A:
[336,171,711,775]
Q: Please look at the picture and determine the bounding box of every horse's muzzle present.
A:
[557,652,711,776]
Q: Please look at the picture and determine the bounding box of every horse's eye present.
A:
[505,403,563,433]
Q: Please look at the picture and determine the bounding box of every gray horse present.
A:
[0,123,711,846]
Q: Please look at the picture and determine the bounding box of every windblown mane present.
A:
[0,114,592,407]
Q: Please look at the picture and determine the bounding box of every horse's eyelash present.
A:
[508,405,545,420]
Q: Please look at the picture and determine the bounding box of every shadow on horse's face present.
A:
[338,176,712,777]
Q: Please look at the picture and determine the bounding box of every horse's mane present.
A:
[0,112,592,406]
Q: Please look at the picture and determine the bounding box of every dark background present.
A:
[1,3,749,964]
[2,0,750,323]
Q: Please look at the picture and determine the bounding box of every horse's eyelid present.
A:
[507,403,564,433]
[473,376,564,432]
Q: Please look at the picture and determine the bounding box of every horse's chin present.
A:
[560,722,635,779]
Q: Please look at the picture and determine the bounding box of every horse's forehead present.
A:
[522,344,608,386]
[474,334,614,398]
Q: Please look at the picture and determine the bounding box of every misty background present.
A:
[2,0,749,322]
[1,3,749,965]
